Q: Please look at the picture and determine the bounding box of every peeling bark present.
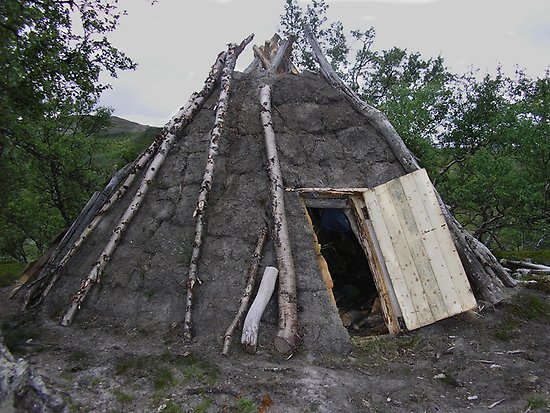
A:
[183,34,254,339]
[222,225,268,355]
[304,25,510,305]
[260,83,299,353]
[59,50,228,327]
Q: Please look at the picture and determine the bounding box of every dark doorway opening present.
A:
[307,207,388,336]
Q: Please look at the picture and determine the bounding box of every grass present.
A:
[352,334,426,364]
[510,292,550,321]
[153,367,176,390]
[494,320,520,341]
[194,399,212,413]
[114,352,217,400]
[521,274,550,294]
[236,397,256,413]
[163,400,184,413]
[67,350,91,372]
[112,388,134,404]
[493,249,550,266]
[0,262,25,288]
[527,395,548,410]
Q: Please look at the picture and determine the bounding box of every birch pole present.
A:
[260,83,299,353]
[183,34,254,339]
[222,225,268,355]
[59,51,228,327]
[55,51,228,277]
[304,25,510,304]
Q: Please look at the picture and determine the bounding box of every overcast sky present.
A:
[99,0,550,126]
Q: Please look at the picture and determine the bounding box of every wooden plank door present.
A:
[362,169,477,331]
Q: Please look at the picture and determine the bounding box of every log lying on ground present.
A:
[183,34,254,339]
[59,50,228,327]
[500,259,550,272]
[304,24,510,304]
[222,225,268,355]
[241,266,279,353]
[260,83,299,353]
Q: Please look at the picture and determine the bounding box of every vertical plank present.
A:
[366,187,435,328]
[398,172,464,315]
[348,197,401,334]
[411,169,477,310]
[362,190,419,329]
[386,179,450,322]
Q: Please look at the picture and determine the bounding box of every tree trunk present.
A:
[183,34,254,339]
[260,83,299,353]
[59,50,228,327]
[241,266,278,353]
[304,25,510,305]
[222,225,268,355]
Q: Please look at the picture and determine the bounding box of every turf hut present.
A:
[22,31,515,355]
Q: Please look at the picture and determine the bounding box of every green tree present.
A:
[277,0,549,251]
[0,0,136,261]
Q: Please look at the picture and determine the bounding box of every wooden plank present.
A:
[386,179,450,322]
[398,172,464,315]
[411,169,477,311]
[363,189,427,329]
[301,197,349,209]
[399,173,463,312]
[370,184,435,328]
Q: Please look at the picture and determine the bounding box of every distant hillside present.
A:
[97,116,158,138]
[92,116,161,169]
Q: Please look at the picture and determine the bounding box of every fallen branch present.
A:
[500,259,550,272]
[222,225,268,355]
[260,83,299,353]
[59,50,228,327]
[183,34,254,339]
[241,266,278,353]
[186,387,241,398]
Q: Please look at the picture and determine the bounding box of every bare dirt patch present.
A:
[2,285,550,412]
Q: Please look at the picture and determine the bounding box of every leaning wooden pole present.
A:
[304,25,510,304]
[183,34,254,339]
[260,83,299,353]
[222,225,268,355]
[59,51,228,327]
[24,163,134,308]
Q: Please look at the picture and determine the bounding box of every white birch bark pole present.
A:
[241,266,279,353]
[59,51,228,327]
[222,226,268,355]
[55,51,228,278]
[260,83,299,353]
[304,25,509,304]
[183,34,254,339]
